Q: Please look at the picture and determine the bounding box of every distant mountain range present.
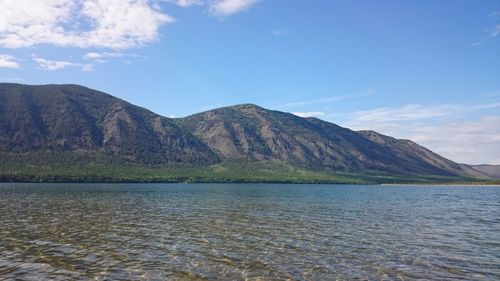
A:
[465,164,500,179]
[0,83,496,183]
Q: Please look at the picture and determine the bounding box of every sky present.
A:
[0,0,499,165]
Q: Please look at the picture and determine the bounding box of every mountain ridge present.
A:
[0,83,218,164]
[466,164,500,179]
[0,83,495,183]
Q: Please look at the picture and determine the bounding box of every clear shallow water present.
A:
[0,184,498,281]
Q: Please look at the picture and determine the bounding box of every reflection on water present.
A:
[0,183,499,280]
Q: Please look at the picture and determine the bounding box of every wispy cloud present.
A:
[345,102,500,127]
[0,54,20,69]
[33,56,93,72]
[490,11,500,17]
[346,103,464,125]
[342,102,500,164]
[82,51,146,69]
[274,89,375,109]
[273,29,288,36]
[166,0,261,16]
[492,24,500,37]
[292,111,325,118]
[84,52,128,63]
[473,12,500,46]
[395,117,500,165]
[84,52,123,60]
[0,0,173,49]
[472,38,487,47]
[170,0,203,7]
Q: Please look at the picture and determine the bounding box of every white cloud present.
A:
[275,89,375,109]
[209,0,259,16]
[172,0,203,7]
[33,56,92,71]
[84,52,107,60]
[345,102,500,127]
[292,111,325,118]
[342,103,500,165]
[0,0,173,49]
[399,117,500,165]
[166,0,260,15]
[0,54,19,68]
[83,51,146,68]
[33,57,77,71]
[84,51,125,62]
[346,104,464,125]
[0,0,261,51]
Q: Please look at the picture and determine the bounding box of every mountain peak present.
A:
[231,103,261,108]
[211,103,265,112]
[0,83,218,165]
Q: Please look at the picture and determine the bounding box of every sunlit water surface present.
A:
[0,183,499,280]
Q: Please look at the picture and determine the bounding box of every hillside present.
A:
[178,104,469,176]
[0,83,217,165]
[0,83,493,183]
[467,165,500,179]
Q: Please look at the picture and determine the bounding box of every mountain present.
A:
[178,104,468,176]
[467,165,500,179]
[0,83,494,183]
[0,83,217,165]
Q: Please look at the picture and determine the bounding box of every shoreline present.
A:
[1,181,499,186]
[380,183,500,187]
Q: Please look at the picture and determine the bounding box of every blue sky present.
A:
[0,0,499,164]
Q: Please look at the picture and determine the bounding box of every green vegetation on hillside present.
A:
[0,154,492,184]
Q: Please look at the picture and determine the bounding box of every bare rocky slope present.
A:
[466,165,500,179]
[0,83,218,165]
[0,83,491,179]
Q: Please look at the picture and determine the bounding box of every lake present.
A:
[0,183,498,280]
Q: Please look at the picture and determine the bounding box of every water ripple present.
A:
[0,183,499,280]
